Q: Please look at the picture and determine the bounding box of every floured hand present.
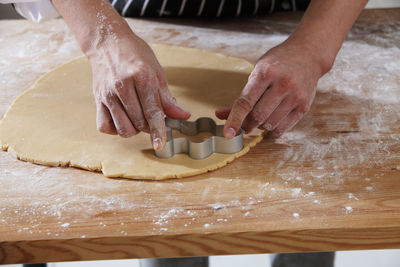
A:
[216,42,321,137]
[89,35,190,150]
[52,0,190,150]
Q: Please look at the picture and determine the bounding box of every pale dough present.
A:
[0,44,264,180]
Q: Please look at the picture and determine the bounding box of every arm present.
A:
[217,0,368,137]
[52,0,190,150]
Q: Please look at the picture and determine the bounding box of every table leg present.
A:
[272,252,335,267]
[23,264,47,267]
[139,257,209,267]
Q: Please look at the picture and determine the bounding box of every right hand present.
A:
[88,35,190,150]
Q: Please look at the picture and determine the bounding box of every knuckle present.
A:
[249,109,268,125]
[150,110,165,123]
[235,96,253,113]
[97,121,114,134]
[143,101,164,121]
[251,63,276,79]
[101,90,115,107]
[113,79,129,99]
[161,91,177,107]
[292,92,306,104]
[297,104,310,115]
[133,118,147,131]
[249,70,264,82]
[113,79,124,92]
[280,75,295,90]
[143,104,160,117]
[97,123,107,133]
[117,126,135,138]
[249,68,271,82]
[157,72,168,89]
[120,132,135,138]
[132,64,154,87]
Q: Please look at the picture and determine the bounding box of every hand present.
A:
[51,0,190,149]
[216,42,324,137]
[89,35,190,150]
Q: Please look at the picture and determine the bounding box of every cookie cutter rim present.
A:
[154,117,244,160]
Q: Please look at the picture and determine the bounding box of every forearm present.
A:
[283,0,368,75]
[52,0,136,57]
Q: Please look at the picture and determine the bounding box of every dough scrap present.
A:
[0,44,264,180]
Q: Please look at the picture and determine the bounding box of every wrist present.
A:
[82,20,135,59]
[282,36,335,77]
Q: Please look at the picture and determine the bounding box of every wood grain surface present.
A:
[0,9,400,265]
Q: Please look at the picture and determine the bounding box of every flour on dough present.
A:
[0,44,264,180]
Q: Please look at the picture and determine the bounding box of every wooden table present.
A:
[1,9,399,265]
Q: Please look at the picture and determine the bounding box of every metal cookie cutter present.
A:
[155,117,244,160]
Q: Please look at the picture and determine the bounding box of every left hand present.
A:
[216,42,325,137]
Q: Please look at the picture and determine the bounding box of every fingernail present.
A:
[178,105,190,114]
[178,107,191,119]
[263,123,273,131]
[152,137,162,151]
[225,128,236,139]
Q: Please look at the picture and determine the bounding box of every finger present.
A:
[223,69,272,139]
[272,107,305,136]
[135,77,166,151]
[215,106,232,120]
[241,84,287,133]
[114,79,149,132]
[96,102,118,135]
[102,91,138,138]
[158,74,191,120]
[260,97,296,132]
[160,92,191,120]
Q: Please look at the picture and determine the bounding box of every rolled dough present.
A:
[0,44,264,180]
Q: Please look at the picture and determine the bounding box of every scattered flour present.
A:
[153,208,184,226]
[291,188,302,197]
[345,206,354,214]
[1,17,398,238]
[209,203,225,210]
[347,193,359,200]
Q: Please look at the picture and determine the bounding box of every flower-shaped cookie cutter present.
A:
[155,117,243,159]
